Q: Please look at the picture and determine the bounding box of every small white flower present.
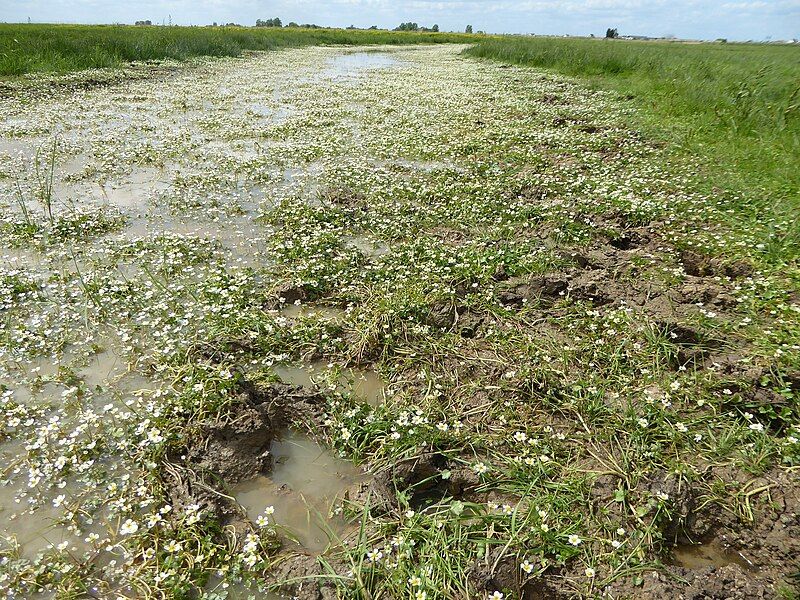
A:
[119,519,139,535]
[520,560,534,574]
[585,567,596,578]
[568,534,582,546]
[256,515,270,527]
[473,462,489,474]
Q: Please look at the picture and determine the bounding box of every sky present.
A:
[1,0,799,41]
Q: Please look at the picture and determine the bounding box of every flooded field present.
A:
[1,43,798,599]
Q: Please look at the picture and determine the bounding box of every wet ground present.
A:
[0,47,415,595]
[1,42,798,600]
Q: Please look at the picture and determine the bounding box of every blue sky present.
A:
[1,0,798,40]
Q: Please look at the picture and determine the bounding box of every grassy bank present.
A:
[0,23,477,77]
[465,37,800,258]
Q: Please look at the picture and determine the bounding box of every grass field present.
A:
[0,23,478,76]
[465,37,800,261]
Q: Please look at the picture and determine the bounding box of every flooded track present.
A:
[1,43,799,599]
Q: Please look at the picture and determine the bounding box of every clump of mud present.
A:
[162,382,343,598]
[164,382,327,515]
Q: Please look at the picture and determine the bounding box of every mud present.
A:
[358,454,482,515]
[609,564,775,600]
[164,382,328,518]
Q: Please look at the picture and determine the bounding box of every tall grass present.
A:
[0,24,477,76]
[465,37,800,244]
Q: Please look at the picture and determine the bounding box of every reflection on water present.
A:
[322,52,401,80]
[274,360,387,406]
[233,433,364,553]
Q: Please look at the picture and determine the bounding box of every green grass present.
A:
[464,37,800,258]
[0,23,478,77]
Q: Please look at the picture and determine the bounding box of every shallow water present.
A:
[670,538,756,571]
[274,360,388,405]
[0,46,405,591]
[321,52,401,80]
[233,433,364,553]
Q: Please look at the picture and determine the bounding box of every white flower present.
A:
[568,534,582,546]
[164,540,182,553]
[408,575,422,586]
[264,505,275,515]
[585,567,596,577]
[119,519,139,535]
[242,553,258,568]
[256,515,270,527]
[473,461,489,474]
[749,422,765,432]
[675,422,688,433]
[520,560,534,574]
[489,592,504,600]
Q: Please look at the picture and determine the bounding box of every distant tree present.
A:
[432,24,439,32]
[256,17,282,27]
[135,20,152,26]
[287,22,299,27]
[605,28,619,39]
[394,22,420,31]
[369,25,378,30]
[465,25,473,33]
[347,24,356,29]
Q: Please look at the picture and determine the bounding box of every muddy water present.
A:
[0,45,406,590]
[233,433,364,553]
[274,360,388,405]
[670,538,757,571]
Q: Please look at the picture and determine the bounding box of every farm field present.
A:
[0,34,799,600]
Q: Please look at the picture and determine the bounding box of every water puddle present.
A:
[320,52,401,80]
[233,433,364,553]
[0,137,37,157]
[278,304,345,320]
[274,360,387,405]
[670,538,756,571]
[120,215,272,268]
[344,234,389,259]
